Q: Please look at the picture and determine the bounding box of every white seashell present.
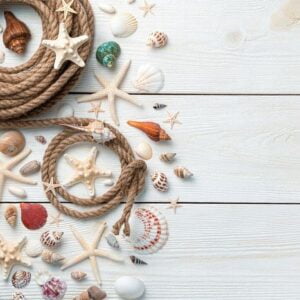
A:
[110,12,138,38]
[71,271,87,281]
[56,103,75,118]
[135,142,152,160]
[41,249,65,265]
[132,64,164,93]
[98,3,116,14]
[20,160,41,176]
[174,166,193,179]
[34,271,52,286]
[146,31,168,48]
[115,276,145,300]
[25,240,43,257]
[0,50,5,64]
[92,127,116,144]
[125,206,168,254]
[41,231,64,248]
[12,270,31,289]
[104,179,114,186]
[151,171,168,192]
[12,291,26,300]
[160,152,176,162]
[8,187,27,198]
[105,233,120,248]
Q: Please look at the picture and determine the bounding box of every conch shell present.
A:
[3,11,31,54]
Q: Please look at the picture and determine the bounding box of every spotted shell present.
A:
[159,152,176,162]
[174,166,193,179]
[4,204,17,227]
[20,160,41,176]
[41,277,67,300]
[151,171,168,192]
[41,249,65,265]
[40,231,63,248]
[71,271,87,281]
[11,270,31,289]
[147,31,168,48]
[12,291,26,300]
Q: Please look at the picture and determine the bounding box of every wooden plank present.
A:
[2,0,300,94]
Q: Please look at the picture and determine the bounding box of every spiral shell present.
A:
[130,255,148,265]
[11,270,31,289]
[20,160,41,176]
[40,231,64,248]
[71,271,87,281]
[159,152,176,162]
[12,291,26,300]
[41,249,65,265]
[151,171,168,192]
[4,204,17,227]
[146,31,168,48]
[0,130,25,156]
[174,166,193,179]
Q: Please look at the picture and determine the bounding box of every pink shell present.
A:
[42,277,67,300]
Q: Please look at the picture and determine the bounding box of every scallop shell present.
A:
[135,142,153,160]
[147,31,168,48]
[110,12,138,38]
[71,271,87,281]
[0,130,25,156]
[174,166,193,179]
[41,277,67,300]
[11,270,31,289]
[8,187,27,198]
[133,64,164,93]
[115,276,145,299]
[40,231,64,248]
[12,291,26,300]
[125,206,169,254]
[4,204,17,227]
[25,240,43,258]
[151,171,168,192]
[41,249,65,265]
[20,160,41,176]
[98,3,116,14]
[130,255,148,265]
[105,233,120,249]
[160,152,176,162]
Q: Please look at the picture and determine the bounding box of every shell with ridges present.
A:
[174,166,193,179]
[20,160,41,176]
[41,249,65,265]
[110,12,138,38]
[11,270,31,289]
[4,204,17,227]
[160,152,176,162]
[105,233,120,249]
[151,171,168,192]
[12,291,26,300]
[41,277,67,300]
[135,142,153,160]
[0,130,25,157]
[147,31,168,48]
[71,271,87,281]
[40,231,64,248]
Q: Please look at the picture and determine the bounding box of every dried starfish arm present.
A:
[70,226,90,249]
[61,252,89,270]
[115,89,141,106]
[78,90,108,103]
[4,148,31,169]
[90,255,101,284]
[3,169,36,184]
[114,60,131,86]
[95,73,109,87]
[64,154,83,168]
[108,91,119,125]
[94,249,124,262]
[92,222,106,248]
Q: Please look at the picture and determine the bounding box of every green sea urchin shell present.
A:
[96,41,121,69]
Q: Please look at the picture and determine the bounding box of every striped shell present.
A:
[147,31,168,48]
[125,206,168,254]
[41,249,65,265]
[174,166,193,179]
[105,233,120,249]
[110,12,137,38]
[11,270,31,289]
[130,255,148,265]
[71,271,87,281]
[20,160,41,176]
[4,204,17,227]
[151,171,168,192]
[159,152,176,162]
[12,291,26,300]
[40,231,63,248]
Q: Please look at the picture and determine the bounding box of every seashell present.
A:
[160,152,176,162]
[8,187,27,199]
[57,104,75,118]
[105,233,120,249]
[41,249,65,265]
[147,31,168,48]
[74,291,90,300]
[135,141,152,160]
[4,204,17,227]
[41,277,67,300]
[127,120,171,142]
[35,135,47,144]
[126,206,168,254]
[20,160,41,176]
[104,179,114,186]
[128,0,136,3]
[87,286,107,300]
[151,171,169,192]
[12,291,26,300]
[40,231,64,248]
[133,64,164,93]
[130,255,148,265]
[25,240,43,258]
[34,271,52,286]
[153,103,167,110]
[98,3,116,14]
[115,276,145,300]
[110,12,138,38]
[3,11,31,54]
[20,203,48,230]
[0,49,5,64]
[174,166,193,179]
[12,270,31,289]
[71,271,87,281]
[0,130,25,157]
[96,41,121,69]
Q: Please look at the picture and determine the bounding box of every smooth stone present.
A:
[115,276,145,300]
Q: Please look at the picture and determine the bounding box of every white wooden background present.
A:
[1,0,300,299]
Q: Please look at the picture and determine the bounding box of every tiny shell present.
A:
[87,286,107,300]
[0,130,25,156]
[25,240,43,258]
[115,276,145,300]
[40,231,64,248]
[41,277,67,300]
[147,31,168,48]
[12,291,26,300]
[174,166,193,179]
[12,270,31,289]
[151,171,168,192]
[41,249,65,265]
[4,204,17,227]
[35,135,47,144]
[0,50,5,64]
[8,187,27,199]
[104,179,114,186]
[105,233,120,249]
[20,203,48,230]
[153,103,167,110]
[135,142,153,160]
[20,160,41,176]
[71,271,87,281]
[110,12,138,38]
[160,152,176,162]
[98,3,116,14]
[130,255,148,265]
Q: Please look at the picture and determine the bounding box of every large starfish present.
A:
[0,148,36,201]
[139,0,155,17]
[64,147,112,197]
[56,0,77,20]
[42,23,89,70]
[61,222,123,285]
[78,60,142,126]
[0,235,31,280]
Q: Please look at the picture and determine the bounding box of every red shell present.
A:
[20,203,48,230]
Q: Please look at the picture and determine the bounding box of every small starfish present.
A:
[49,212,64,227]
[64,147,112,197]
[42,23,89,70]
[163,111,182,129]
[61,222,123,285]
[56,0,77,20]
[166,197,182,214]
[43,177,62,197]
[139,0,155,17]
[88,101,105,119]
[0,148,36,201]
[78,60,142,126]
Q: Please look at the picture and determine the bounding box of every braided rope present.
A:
[0,0,94,119]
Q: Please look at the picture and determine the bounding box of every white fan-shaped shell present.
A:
[133,64,164,93]
[98,4,116,14]
[110,12,138,38]
[125,206,168,254]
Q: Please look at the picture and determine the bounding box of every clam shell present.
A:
[8,187,27,198]
[135,142,153,160]
[147,31,168,48]
[71,271,87,281]
[0,130,25,156]
[98,3,116,14]
[174,166,193,179]
[160,152,176,162]
[12,291,26,300]
[4,204,17,227]
[25,240,43,258]
[133,64,164,93]
[41,249,65,265]
[41,277,67,300]
[20,160,41,176]
[151,171,168,192]
[125,206,169,254]
[105,233,120,249]
[110,12,138,38]
[115,276,145,300]
[40,231,64,248]
[11,270,31,289]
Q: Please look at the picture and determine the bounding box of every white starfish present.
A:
[61,222,123,285]
[0,148,36,201]
[43,177,62,196]
[166,197,182,214]
[64,147,112,197]
[56,0,77,20]
[139,0,155,17]
[49,212,64,227]
[78,60,142,126]
[42,22,89,70]
[163,111,182,129]
[88,101,105,119]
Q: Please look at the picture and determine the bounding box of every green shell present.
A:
[96,41,121,69]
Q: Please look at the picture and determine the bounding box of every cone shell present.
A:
[20,160,41,176]
[105,233,120,249]
[110,12,138,38]
[160,152,176,162]
[130,255,148,265]
[3,11,31,54]
[41,249,65,265]
[71,271,87,281]
[4,204,17,227]
[11,270,31,289]
[12,291,26,300]
[151,171,168,192]
[0,130,25,156]
[127,120,171,142]
[147,31,168,48]
[174,166,193,179]
[40,231,64,248]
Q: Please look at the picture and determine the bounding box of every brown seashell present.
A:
[11,270,31,289]
[20,160,41,176]
[3,11,31,54]
[87,286,107,300]
[127,120,171,142]
[4,204,17,227]
[40,231,64,248]
[12,291,26,300]
[41,249,65,265]
[147,31,168,48]
[151,171,168,192]
[0,130,25,156]
[71,271,87,281]
[174,166,193,179]
[73,291,90,300]
[160,152,176,162]
[35,135,47,144]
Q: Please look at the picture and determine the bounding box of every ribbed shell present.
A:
[159,152,176,162]
[151,171,169,192]
[11,270,31,289]
[147,31,168,48]
[110,12,138,38]
[4,204,17,227]
[174,166,193,179]
[40,231,63,248]
[41,249,65,265]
